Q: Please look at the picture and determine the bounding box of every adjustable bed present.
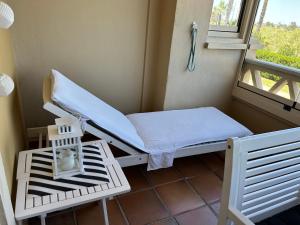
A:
[43,70,252,170]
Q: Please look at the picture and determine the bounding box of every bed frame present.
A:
[43,75,226,167]
[218,127,300,225]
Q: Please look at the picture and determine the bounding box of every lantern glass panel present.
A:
[56,146,81,173]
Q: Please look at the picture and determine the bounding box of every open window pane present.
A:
[240,0,300,103]
[209,0,244,32]
[249,0,300,69]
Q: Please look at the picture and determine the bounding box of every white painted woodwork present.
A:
[236,58,300,125]
[15,140,130,224]
[218,127,300,225]
[206,42,248,50]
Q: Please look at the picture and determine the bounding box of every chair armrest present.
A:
[228,206,255,225]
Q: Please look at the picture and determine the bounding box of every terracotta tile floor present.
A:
[28,153,224,225]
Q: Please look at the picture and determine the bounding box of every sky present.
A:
[259,0,300,25]
[213,0,300,25]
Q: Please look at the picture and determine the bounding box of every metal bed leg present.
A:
[40,214,47,225]
[99,198,109,225]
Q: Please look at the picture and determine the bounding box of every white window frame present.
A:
[232,0,300,125]
[209,25,239,33]
[206,0,255,50]
[208,0,246,33]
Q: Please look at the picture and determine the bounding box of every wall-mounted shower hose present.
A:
[187,22,198,72]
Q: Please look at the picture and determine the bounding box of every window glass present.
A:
[241,0,300,102]
[251,0,300,68]
[209,0,244,32]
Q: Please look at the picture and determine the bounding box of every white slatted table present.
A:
[15,140,130,225]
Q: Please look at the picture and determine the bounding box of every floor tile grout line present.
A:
[199,155,225,181]
[147,217,179,225]
[115,197,131,225]
[184,172,221,216]
[126,167,182,224]
[140,166,175,219]
[172,204,212,217]
[140,163,219,224]
[125,162,222,196]
[207,202,220,217]
[139,155,222,222]
[185,177,220,205]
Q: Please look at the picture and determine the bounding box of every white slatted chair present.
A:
[218,127,300,225]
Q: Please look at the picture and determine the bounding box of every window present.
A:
[235,0,300,124]
[240,0,300,102]
[209,0,245,32]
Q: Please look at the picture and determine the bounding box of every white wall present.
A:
[10,0,150,127]
[9,0,292,133]
[161,0,292,132]
[141,0,177,112]
[0,27,24,191]
[163,0,242,113]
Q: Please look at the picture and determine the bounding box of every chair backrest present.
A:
[220,127,300,224]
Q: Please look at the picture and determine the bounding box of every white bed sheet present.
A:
[50,70,145,151]
[127,107,252,170]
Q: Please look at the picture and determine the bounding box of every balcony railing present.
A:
[239,58,300,104]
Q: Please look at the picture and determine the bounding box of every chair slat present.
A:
[107,165,121,187]
[66,191,73,199]
[246,156,300,177]
[58,192,66,201]
[242,184,300,210]
[88,187,95,194]
[25,198,34,209]
[247,198,299,221]
[80,188,88,196]
[247,141,300,160]
[245,163,300,186]
[243,178,300,202]
[245,170,300,194]
[95,185,102,192]
[240,128,300,152]
[242,192,299,216]
[247,148,300,169]
[50,194,58,203]
[73,189,80,198]
[42,196,50,205]
[34,197,42,207]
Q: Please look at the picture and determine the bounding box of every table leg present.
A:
[99,199,109,225]
[17,220,23,225]
[40,214,47,225]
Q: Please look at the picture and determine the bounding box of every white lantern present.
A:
[48,117,84,179]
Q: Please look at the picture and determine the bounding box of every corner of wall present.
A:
[0,28,25,192]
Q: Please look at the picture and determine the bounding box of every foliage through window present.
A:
[251,0,300,67]
[241,0,300,102]
[209,0,245,32]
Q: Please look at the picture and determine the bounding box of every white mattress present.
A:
[127,107,252,169]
